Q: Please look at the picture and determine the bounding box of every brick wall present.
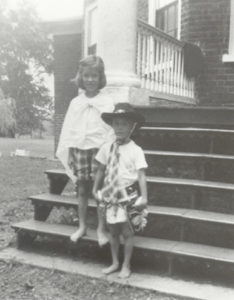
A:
[54,33,82,150]
[181,0,234,105]
[137,0,148,22]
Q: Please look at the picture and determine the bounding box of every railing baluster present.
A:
[142,34,147,88]
[150,36,155,91]
[170,44,175,95]
[181,55,185,97]
[174,46,179,95]
[178,49,182,96]
[146,35,151,90]
[159,39,163,93]
[137,33,142,77]
[155,38,160,91]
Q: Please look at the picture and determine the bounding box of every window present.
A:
[156,1,178,38]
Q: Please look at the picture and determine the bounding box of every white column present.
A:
[97,0,141,88]
[223,0,234,62]
[228,0,234,55]
[148,0,157,26]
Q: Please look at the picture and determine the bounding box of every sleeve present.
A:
[95,143,110,166]
[135,146,148,170]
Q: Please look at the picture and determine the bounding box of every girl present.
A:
[56,55,114,246]
[93,103,148,278]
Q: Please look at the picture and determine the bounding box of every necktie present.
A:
[101,142,120,205]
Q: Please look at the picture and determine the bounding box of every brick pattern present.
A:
[181,0,234,105]
[137,0,148,22]
[54,33,82,150]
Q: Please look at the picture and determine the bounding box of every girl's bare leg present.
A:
[97,205,109,246]
[70,182,88,243]
[118,223,134,278]
[102,225,120,274]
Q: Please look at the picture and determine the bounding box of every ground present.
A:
[0,137,189,300]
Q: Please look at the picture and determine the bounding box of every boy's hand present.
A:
[132,196,147,209]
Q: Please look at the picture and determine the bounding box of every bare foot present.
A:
[118,266,131,278]
[70,227,87,243]
[97,229,109,247]
[102,263,119,275]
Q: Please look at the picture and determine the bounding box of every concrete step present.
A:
[29,193,234,248]
[11,219,234,279]
[145,150,234,183]
[45,169,234,214]
[2,247,234,300]
[136,126,234,154]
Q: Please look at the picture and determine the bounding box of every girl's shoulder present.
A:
[96,91,115,103]
[99,140,113,152]
[69,93,86,106]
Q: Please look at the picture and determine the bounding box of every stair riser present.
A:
[42,176,234,215]
[15,229,234,284]
[136,131,234,154]
[85,208,234,249]
[148,182,234,214]
[146,154,234,183]
[42,203,234,249]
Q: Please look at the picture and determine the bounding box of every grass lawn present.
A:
[0,140,188,299]
[0,137,54,159]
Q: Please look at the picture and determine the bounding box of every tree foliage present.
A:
[0,0,53,135]
[0,96,16,137]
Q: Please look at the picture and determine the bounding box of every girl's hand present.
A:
[68,149,74,169]
[93,189,102,201]
[92,189,98,200]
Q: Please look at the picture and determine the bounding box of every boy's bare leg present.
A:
[97,205,109,246]
[70,182,88,243]
[118,223,134,278]
[102,225,120,274]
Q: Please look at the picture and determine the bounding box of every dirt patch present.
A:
[0,261,185,300]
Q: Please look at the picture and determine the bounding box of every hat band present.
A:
[114,109,127,113]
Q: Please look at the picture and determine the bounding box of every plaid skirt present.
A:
[69,147,98,182]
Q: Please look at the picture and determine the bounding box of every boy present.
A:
[93,103,148,278]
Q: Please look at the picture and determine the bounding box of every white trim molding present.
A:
[222,0,234,62]
[84,1,98,57]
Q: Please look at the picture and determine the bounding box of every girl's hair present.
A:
[72,55,106,90]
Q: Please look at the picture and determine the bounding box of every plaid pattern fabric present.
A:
[101,142,134,219]
[69,148,98,181]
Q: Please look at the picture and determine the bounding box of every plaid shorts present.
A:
[69,148,98,182]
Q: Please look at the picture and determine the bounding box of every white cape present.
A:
[56,92,114,182]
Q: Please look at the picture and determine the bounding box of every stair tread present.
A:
[46,169,234,190]
[148,176,234,190]
[145,150,234,160]
[30,193,234,225]
[142,126,234,134]
[12,220,234,262]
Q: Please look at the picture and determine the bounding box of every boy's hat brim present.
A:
[101,103,145,127]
